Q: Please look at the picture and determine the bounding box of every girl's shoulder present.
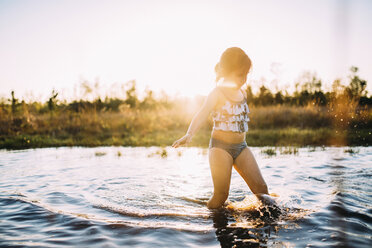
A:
[211,87,229,109]
[208,87,225,101]
[201,87,224,111]
[216,86,247,103]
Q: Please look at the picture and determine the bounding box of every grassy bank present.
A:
[1,128,370,150]
[1,90,371,149]
[2,67,371,149]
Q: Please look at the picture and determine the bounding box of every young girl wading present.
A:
[172,47,270,209]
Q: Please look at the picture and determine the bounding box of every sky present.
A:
[0,0,371,101]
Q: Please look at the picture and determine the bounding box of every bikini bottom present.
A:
[209,138,247,160]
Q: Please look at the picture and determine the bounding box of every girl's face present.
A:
[234,71,247,86]
[224,70,247,88]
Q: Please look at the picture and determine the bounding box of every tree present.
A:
[257,86,274,105]
[48,90,58,112]
[140,89,156,109]
[124,80,138,108]
[345,66,367,100]
[245,85,254,104]
[274,91,284,105]
[10,91,19,116]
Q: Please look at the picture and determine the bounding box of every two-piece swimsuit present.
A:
[209,87,250,160]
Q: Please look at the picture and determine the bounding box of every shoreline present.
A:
[1,128,370,150]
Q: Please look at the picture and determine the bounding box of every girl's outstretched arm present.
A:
[172,88,220,148]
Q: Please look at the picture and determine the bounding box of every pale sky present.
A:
[0,0,371,101]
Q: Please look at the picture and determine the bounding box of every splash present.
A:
[226,193,311,228]
[226,193,279,212]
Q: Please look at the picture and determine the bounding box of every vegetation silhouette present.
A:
[0,67,370,149]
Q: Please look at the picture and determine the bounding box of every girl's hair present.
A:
[215,47,252,82]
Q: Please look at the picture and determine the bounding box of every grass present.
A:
[279,146,299,155]
[1,127,370,150]
[0,101,371,149]
[94,151,107,156]
[1,71,371,150]
[261,148,277,156]
[148,147,168,158]
[261,146,299,156]
[344,148,359,154]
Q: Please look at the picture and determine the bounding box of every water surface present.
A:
[0,146,371,247]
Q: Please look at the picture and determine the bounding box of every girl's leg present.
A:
[233,148,268,195]
[207,148,233,209]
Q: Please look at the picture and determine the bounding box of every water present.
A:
[0,146,371,247]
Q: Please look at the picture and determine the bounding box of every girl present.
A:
[172,47,269,209]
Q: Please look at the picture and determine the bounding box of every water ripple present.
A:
[0,146,371,247]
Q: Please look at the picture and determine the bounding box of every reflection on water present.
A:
[0,146,371,247]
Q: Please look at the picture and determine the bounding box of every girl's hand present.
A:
[172,134,192,148]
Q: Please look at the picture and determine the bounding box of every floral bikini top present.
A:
[212,88,250,133]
